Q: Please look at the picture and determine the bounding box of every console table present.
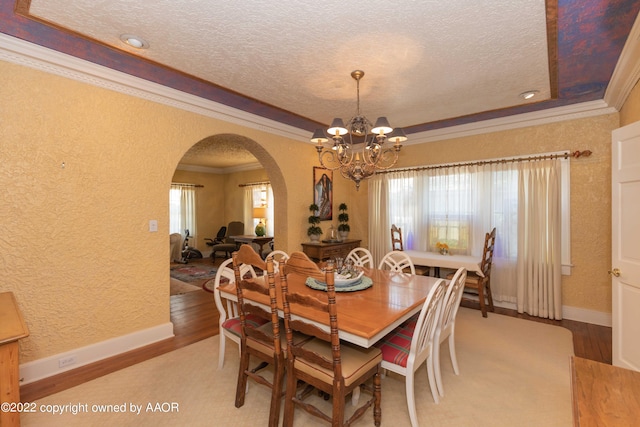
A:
[301,239,361,261]
[0,292,29,427]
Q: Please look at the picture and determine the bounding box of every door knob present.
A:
[608,268,621,277]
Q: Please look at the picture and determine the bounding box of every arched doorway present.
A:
[168,133,287,340]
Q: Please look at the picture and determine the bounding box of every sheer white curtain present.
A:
[370,166,486,259]
[243,184,273,235]
[516,159,563,319]
[478,162,519,304]
[170,184,197,241]
[369,156,564,318]
[425,165,478,254]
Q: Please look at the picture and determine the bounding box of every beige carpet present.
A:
[169,277,203,296]
[21,308,574,426]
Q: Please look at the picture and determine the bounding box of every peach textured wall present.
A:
[0,60,319,363]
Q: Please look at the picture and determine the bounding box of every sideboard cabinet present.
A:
[301,239,362,262]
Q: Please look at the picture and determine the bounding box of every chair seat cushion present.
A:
[247,322,311,357]
[294,339,382,387]
[374,314,419,368]
[463,273,483,286]
[221,314,269,337]
[446,271,483,287]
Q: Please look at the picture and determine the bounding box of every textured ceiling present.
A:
[3,0,640,169]
[26,0,551,129]
[26,0,551,130]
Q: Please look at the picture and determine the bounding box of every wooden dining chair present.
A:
[433,267,467,397]
[390,224,430,275]
[281,255,383,427]
[391,224,404,251]
[448,227,496,317]
[232,245,306,427]
[346,247,374,268]
[209,257,266,370]
[374,278,447,426]
[378,250,416,274]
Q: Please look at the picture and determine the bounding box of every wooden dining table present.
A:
[404,250,484,277]
[217,267,444,348]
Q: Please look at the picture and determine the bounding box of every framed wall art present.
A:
[313,167,333,220]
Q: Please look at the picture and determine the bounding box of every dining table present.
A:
[217,267,444,348]
[403,249,484,277]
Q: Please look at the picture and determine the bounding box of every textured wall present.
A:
[0,60,312,362]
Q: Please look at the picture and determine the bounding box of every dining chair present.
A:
[232,245,297,427]
[448,227,496,317]
[280,255,382,427]
[209,257,264,370]
[265,249,289,272]
[390,225,430,275]
[433,267,467,397]
[374,278,448,426]
[346,247,374,268]
[391,224,404,251]
[378,250,416,274]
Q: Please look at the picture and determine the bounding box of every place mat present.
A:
[305,276,373,292]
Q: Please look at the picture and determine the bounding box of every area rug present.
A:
[170,278,202,296]
[21,308,574,427]
[169,264,217,283]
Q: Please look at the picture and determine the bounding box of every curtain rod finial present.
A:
[571,150,592,158]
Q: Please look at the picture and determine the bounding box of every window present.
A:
[243,183,273,235]
[169,184,197,238]
[370,153,571,306]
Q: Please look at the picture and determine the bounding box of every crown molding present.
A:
[405,100,617,145]
[1,30,637,148]
[605,12,640,110]
[0,33,310,143]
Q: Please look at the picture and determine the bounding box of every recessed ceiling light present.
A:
[120,34,149,49]
[519,90,539,100]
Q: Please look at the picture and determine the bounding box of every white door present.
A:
[611,121,640,370]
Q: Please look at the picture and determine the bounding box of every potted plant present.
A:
[307,203,323,242]
[337,203,350,240]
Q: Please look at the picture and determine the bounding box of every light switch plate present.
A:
[149,219,158,232]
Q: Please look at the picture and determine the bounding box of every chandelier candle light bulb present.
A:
[312,70,406,190]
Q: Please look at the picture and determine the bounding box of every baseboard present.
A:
[19,323,175,384]
[490,300,612,327]
[562,305,612,327]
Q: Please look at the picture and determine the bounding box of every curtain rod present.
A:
[171,182,204,188]
[238,181,270,187]
[377,150,592,174]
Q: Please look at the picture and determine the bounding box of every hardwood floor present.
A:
[20,289,219,403]
[20,271,612,402]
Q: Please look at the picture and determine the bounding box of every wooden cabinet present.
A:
[570,356,640,426]
[0,292,29,427]
[301,239,362,262]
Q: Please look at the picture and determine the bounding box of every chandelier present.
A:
[311,70,407,190]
